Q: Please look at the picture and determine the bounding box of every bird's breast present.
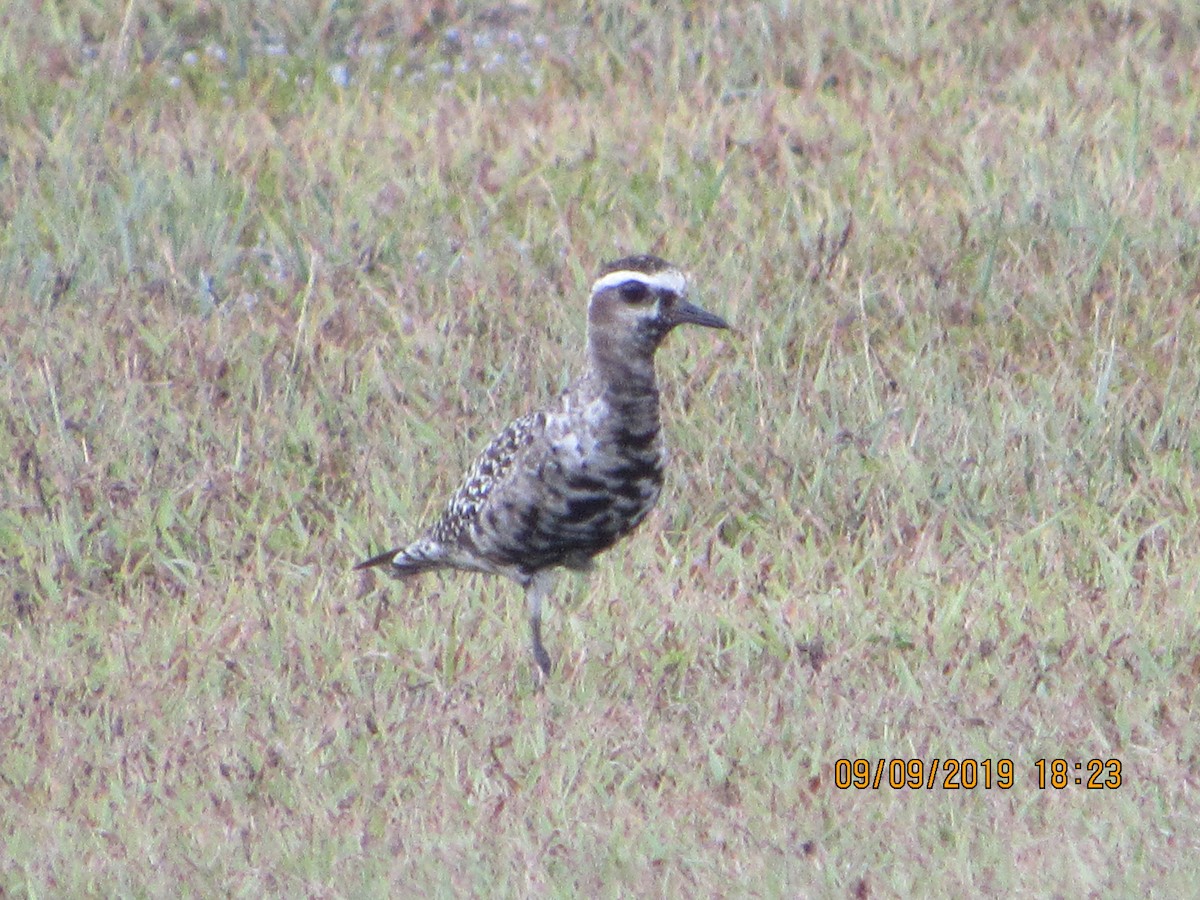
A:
[546,407,665,532]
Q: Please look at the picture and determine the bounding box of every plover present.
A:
[357,254,729,677]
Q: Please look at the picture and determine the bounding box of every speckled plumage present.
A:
[357,254,729,677]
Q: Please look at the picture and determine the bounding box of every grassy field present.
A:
[2,0,1199,894]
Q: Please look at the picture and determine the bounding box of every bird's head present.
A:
[586,255,729,355]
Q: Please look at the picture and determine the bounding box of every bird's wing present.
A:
[428,411,546,546]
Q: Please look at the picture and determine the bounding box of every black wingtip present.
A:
[354,548,399,571]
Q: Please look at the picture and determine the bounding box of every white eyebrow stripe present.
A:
[590,268,687,296]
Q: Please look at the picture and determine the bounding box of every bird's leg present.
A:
[530,618,551,679]
[526,570,555,678]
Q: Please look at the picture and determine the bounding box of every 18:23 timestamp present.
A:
[1035,758,1122,789]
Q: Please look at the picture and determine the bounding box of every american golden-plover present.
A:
[357,254,729,677]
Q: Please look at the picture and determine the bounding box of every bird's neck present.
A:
[585,334,661,409]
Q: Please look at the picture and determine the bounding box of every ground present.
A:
[1,1,1198,895]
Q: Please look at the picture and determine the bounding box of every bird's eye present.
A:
[619,281,650,303]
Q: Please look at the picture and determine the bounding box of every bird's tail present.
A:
[354,547,402,571]
[354,538,446,576]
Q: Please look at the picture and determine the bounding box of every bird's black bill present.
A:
[672,300,729,330]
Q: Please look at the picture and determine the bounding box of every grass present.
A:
[2,0,1199,894]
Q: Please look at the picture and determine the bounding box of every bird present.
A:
[356,254,729,677]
